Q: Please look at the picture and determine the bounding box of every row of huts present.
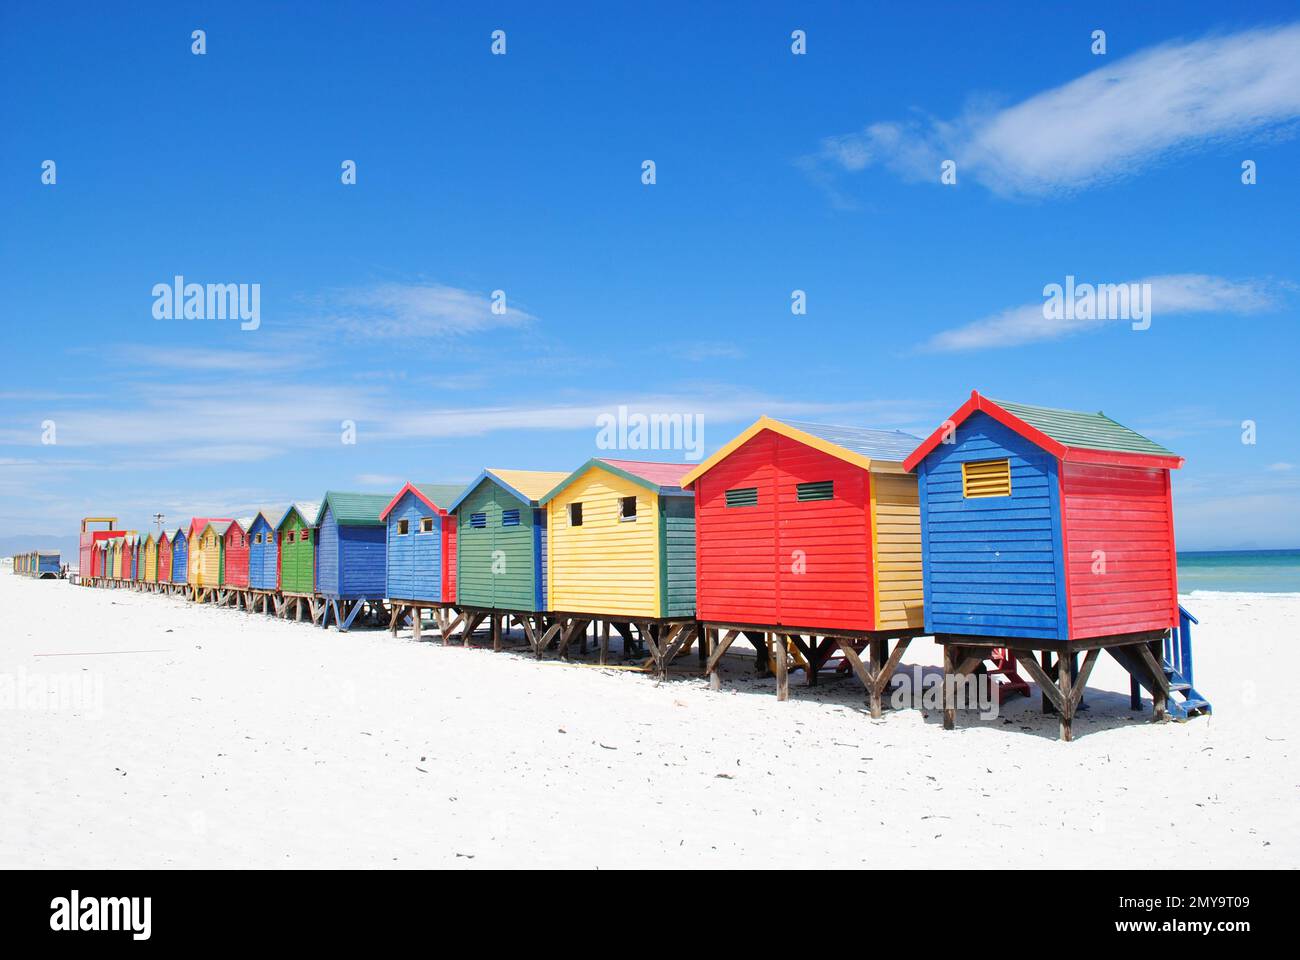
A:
[10,550,61,578]
[71,392,1209,739]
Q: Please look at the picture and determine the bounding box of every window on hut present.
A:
[619,496,637,521]
[397,519,410,535]
[569,502,583,526]
[502,509,520,526]
[470,513,487,529]
[420,517,433,533]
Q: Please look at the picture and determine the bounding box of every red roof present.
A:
[903,392,1184,472]
[598,459,693,489]
[189,517,233,535]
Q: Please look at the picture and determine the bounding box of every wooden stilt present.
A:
[942,644,956,730]
[1058,646,1074,742]
[771,632,789,702]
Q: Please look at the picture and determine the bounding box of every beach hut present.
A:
[187,517,231,589]
[142,533,158,586]
[123,535,137,583]
[246,507,284,612]
[79,517,122,586]
[275,502,319,622]
[314,492,390,630]
[192,521,230,600]
[447,469,569,651]
[158,531,173,586]
[681,417,925,710]
[170,526,190,591]
[133,534,146,584]
[539,459,697,677]
[903,391,1207,739]
[380,483,463,639]
[220,517,252,606]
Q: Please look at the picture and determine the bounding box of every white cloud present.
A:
[1267,462,1295,472]
[810,22,1300,197]
[312,282,537,338]
[354,473,407,489]
[921,274,1275,352]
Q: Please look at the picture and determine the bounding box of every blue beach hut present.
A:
[314,491,390,631]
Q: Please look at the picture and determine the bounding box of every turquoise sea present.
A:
[1177,549,1300,594]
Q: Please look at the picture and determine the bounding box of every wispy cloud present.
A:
[807,22,1300,198]
[308,282,537,338]
[921,274,1275,352]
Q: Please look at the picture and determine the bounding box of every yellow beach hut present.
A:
[538,458,696,676]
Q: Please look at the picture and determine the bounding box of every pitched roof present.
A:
[202,520,233,537]
[991,399,1178,457]
[250,506,287,530]
[276,501,321,530]
[189,517,232,535]
[539,458,695,504]
[681,415,922,488]
[380,482,467,520]
[315,491,389,527]
[448,469,571,511]
[903,391,1183,472]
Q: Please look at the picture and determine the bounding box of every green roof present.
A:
[315,491,389,527]
[994,399,1177,458]
[414,484,467,509]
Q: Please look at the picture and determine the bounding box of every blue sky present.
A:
[2,1,1298,551]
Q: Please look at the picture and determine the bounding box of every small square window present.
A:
[502,508,521,526]
[287,531,296,543]
[420,517,434,533]
[470,513,487,529]
[569,502,583,526]
[397,519,410,535]
[619,496,637,521]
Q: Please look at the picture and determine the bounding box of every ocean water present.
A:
[1177,549,1300,594]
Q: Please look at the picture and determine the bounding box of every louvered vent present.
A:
[796,480,834,502]
[962,459,1012,498]
[501,509,521,526]
[725,487,758,508]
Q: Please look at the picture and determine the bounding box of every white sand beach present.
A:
[1,569,1296,869]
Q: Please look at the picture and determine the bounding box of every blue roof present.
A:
[776,419,922,462]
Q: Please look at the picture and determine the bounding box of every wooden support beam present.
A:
[1017,651,1067,716]
[771,633,789,702]
[599,620,609,666]
[942,645,956,730]
[706,628,738,690]
[1135,641,1170,722]
[1057,645,1074,742]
